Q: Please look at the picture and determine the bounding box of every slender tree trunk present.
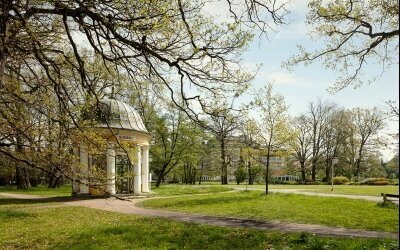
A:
[324,157,331,182]
[156,171,164,188]
[265,149,271,195]
[325,165,330,182]
[248,161,253,185]
[354,158,361,182]
[220,139,228,185]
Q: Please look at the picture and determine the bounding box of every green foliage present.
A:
[286,0,399,90]
[149,109,204,186]
[384,154,399,179]
[359,178,390,186]
[234,166,248,185]
[333,176,350,185]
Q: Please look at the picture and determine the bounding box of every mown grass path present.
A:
[0,192,397,239]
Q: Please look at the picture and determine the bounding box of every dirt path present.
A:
[0,192,398,239]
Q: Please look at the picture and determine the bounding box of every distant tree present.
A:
[289,115,312,182]
[348,108,385,181]
[383,100,399,151]
[198,138,220,185]
[384,154,399,179]
[256,83,292,194]
[207,103,241,185]
[182,161,197,185]
[150,108,200,187]
[234,164,248,185]
[239,117,261,185]
[307,100,337,181]
[286,0,399,91]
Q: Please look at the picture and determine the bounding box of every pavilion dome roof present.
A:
[94,99,148,133]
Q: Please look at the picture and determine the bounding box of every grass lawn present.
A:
[140,190,399,232]
[0,184,72,197]
[150,183,233,196]
[0,202,398,250]
[228,184,399,196]
[0,184,232,198]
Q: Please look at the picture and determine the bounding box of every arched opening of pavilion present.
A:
[72,99,150,196]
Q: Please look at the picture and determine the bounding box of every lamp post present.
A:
[331,158,339,191]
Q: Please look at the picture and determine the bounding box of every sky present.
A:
[204,0,399,160]
[240,2,398,115]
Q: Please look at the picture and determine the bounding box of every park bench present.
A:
[381,193,400,202]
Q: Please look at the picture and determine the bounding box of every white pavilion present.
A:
[72,99,150,196]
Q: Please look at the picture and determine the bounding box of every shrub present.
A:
[377,201,398,209]
[359,178,389,186]
[332,176,350,185]
[234,167,247,185]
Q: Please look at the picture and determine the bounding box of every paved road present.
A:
[0,192,398,239]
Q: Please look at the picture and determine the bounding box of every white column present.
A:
[148,173,152,192]
[79,145,89,194]
[133,146,142,195]
[106,142,116,195]
[141,145,149,193]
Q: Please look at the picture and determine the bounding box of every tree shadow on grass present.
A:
[52,218,278,250]
[0,196,92,206]
[146,192,263,208]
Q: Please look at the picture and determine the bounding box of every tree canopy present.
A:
[286,0,399,91]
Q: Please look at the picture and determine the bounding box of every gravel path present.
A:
[234,187,399,205]
[1,192,398,239]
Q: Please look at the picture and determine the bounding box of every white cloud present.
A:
[201,0,235,23]
[272,21,310,40]
[257,69,325,88]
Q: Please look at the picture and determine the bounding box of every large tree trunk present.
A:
[325,165,330,182]
[16,137,30,189]
[311,158,317,181]
[220,139,228,185]
[16,165,31,189]
[155,175,163,188]
[48,174,64,188]
[156,168,166,188]
[300,160,306,182]
[324,157,331,182]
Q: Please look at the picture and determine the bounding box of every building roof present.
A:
[95,99,148,133]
